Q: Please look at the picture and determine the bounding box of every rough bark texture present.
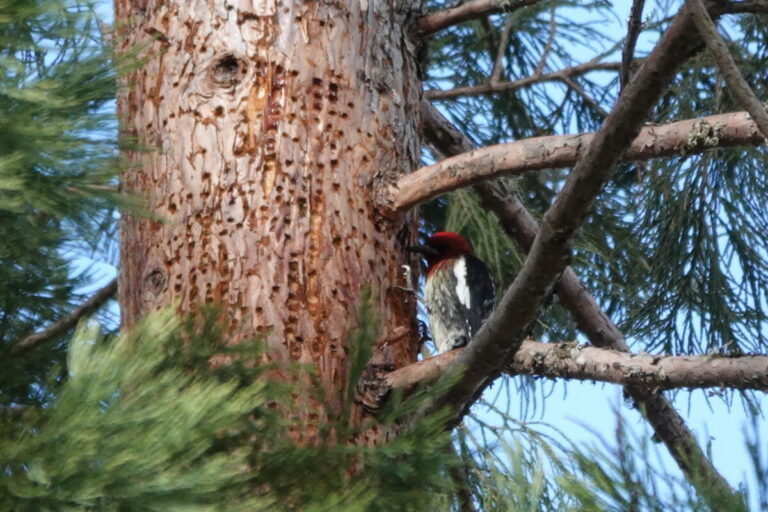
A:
[114,0,423,443]
[389,110,766,214]
[420,98,738,499]
[689,0,768,138]
[359,341,768,406]
[421,86,736,498]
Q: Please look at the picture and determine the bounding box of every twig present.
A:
[416,5,741,497]
[384,109,765,215]
[561,75,610,118]
[533,2,557,77]
[425,61,623,100]
[6,278,118,360]
[417,0,542,36]
[688,0,768,139]
[445,443,479,512]
[420,85,740,503]
[621,0,646,91]
[479,17,501,64]
[490,18,514,84]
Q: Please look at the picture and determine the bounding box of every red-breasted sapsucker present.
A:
[409,232,496,354]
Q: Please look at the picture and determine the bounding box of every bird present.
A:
[408,232,496,354]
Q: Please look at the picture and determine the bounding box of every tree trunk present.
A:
[114,0,423,443]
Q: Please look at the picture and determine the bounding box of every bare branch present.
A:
[418,2,741,500]
[621,0,646,90]
[509,341,768,391]
[689,0,768,139]
[425,61,622,100]
[6,278,118,360]
[363,341,768,398]
[490,18,514,84]
[387,110,765,215]
[533,3,557,78]
[417,0,541,36]
[721,0,768,14]
[420,101,739,508]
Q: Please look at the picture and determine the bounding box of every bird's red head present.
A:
[409,231,474,273]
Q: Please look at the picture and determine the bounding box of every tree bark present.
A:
[387,110,765,214]
[359,341,768,405]
[114,0,423,444]
[425,0,717,423]
[419,99,740,505]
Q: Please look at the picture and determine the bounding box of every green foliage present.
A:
[0,0,120,238]
[557,416,749,512]
[1,0,766,510]
[455,419,575,511]
[423,0,768,358]
[0,305,462,511]
[0,0,123,407]
[0,310,273,511]
[12,303,758,511]
[451,409,768,512]
[615,9,768,354]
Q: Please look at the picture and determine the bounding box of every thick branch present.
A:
[365,342,768,397]
[388,110,765,214]
[689,0,768,139]
[419,1,739,499]
[6,278,118,360]
[417,0,540,36]
[420,101,740,507]
[509,342,768,391]
[425,61,622,100]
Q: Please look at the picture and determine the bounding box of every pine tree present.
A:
[1,0,767,510]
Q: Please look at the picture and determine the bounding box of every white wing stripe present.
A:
[454,256,471,309]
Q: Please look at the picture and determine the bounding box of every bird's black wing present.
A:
[465,254,496,337]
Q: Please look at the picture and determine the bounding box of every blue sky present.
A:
[82,0,766,506]
[467,2,768,506]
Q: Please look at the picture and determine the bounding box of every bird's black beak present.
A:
[407,244,439,257]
